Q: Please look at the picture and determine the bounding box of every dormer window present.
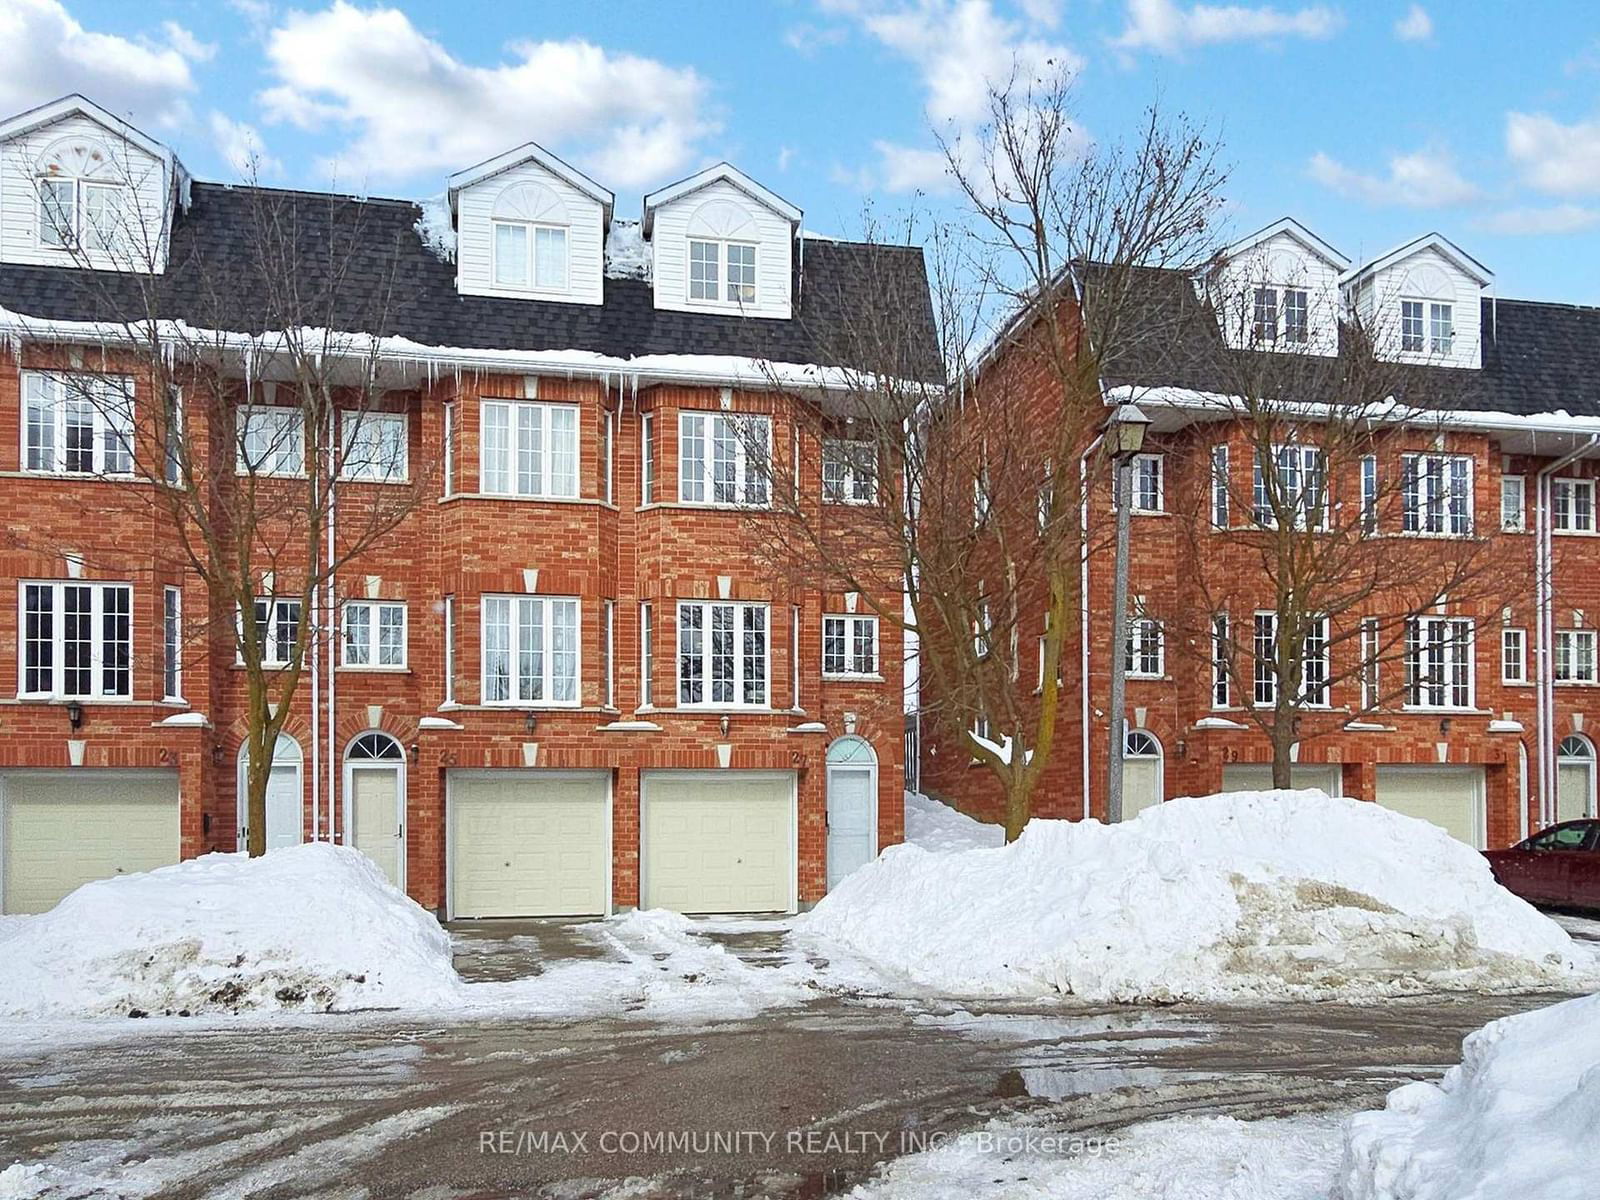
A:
[1430,303,1453,352]
[689,238,756,305]
[1283,289,1308,343]
[1252,287,1277,343]
[493,220,568,291]
[37,173,121,252]
[1401,300,1453,354]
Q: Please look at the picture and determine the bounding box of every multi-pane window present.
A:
[1253,613,1278,707]
[340,411,408,482]
[688,239,756,304]
[1252,612,1329,707]
[602,600,615,708]
[1210,444,1229,528]
[1282,288,1309,343]
[481,595,580,705]
[1501,627,1528,685]
[602,411,615,505]
[21,581,131,699]
[1211,613,1230,707]
[1429,303,1453,353]
[640,602,654,707]
[678,411,770,505]
[791,604,803,707]
[1553,478,1596,533]
[1405,616,1474,709]
[1131,454,1163,512]
[640,413,656,504]
[1301,617,1330,707]
[1253,445,1326,529]
[1401,454,1472,535]
[442,403,456,497]
[1360,619,1380,711]
[1500,476,1526,532]
[823,615,878,677]
[492,221,568,291]
[1555,630,1598,684]
[237,406,306,476]
[480,400,579,498]
[822,439,877,504]
[443,594,456,705]
[677,601,768,706]
[22,372,134,476]
[1124,617,1163,678]
[38,177,121,251]
[248,598,302,667]
[1360,455,1378,534]
[162,586,182,701]
[1401,300,1425,352]
[342,601,406,668]
[1252,286,1278,343]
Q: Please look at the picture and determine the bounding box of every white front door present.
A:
[1123,758,1162,819]
[351,767,403,887]
[827,766,876,888]
[264,764,303,850]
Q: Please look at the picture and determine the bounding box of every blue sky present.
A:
[4,0,1599,301]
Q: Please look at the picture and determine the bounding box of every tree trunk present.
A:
[244,743,272,857]
[1270,709,1295,789]
[1002,771,1032,843]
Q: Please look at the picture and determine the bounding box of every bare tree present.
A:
[14,153,432,853]
[750,71,1227,839]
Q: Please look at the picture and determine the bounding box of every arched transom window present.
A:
[35,137,125,252]
[686,199,757,305]
[348,731,404,761]
[491,182,570,291]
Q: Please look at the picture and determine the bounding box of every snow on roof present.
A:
[414,193,455,264]
[604,220,651,281]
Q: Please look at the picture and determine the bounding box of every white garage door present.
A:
[1375,766,1485,848]
[641,772,794,914]
[2,771,180,915]
[449,771,608,918]
[1221,765,1345,795]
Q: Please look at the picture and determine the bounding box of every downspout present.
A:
[1535,435,1597,828]
[1079,431,1106,821]
[328,449,339,842]
[311,557,321,841]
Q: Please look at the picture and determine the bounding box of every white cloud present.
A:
[1506,111,1600,197]
[784,22,849,55]
[873,140,952,191]
[162,20,216,62]
[1306,148,1479,208]
[1393,4,1432,41]
[210,110,281,177]
[1112,0,1342,55]
[1474,204,1600,236]
[254,1,715,189]
[0,0,208,127]
[777,145,796,172]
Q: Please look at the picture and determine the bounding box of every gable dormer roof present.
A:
[1220,217,1350,272]
[1342,232,1492,288]
[642,163,801,236]
[0,93,189,201]
[447,142,613,226]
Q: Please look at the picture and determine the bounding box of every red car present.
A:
[1484,821,1600,911]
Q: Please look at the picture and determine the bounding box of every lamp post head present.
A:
[1106,403,1151,458]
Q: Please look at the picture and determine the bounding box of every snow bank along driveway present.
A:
[0,844,812,1023]
[802,790,1587,1002]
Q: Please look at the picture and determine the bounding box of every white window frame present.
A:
[162,586,183,702]
[1210,444,1229,529]
[19,580,133,700]
[37,176,123,252]
[1282,287,1309,344]
[1130,453,1164,514]
[443,594,456,705]
[1553,478,1596,534]
[1360,618,1380,712]
[687,237,757,306]
[480,594,581,707]
[640,412,656,504]
[1251,611,1330,708]
[479,399,580,499]
[442,403,456,498]
[791,603,802,709]
[823,614,879,678]
[602,410,615,505]
[1124,617,1164,679]
[1501,627,1528,685]
[1500,475,1526,532]
[1401,453,1473,536]
[1429,302,1454,354]
[676,600,770,708]
[242,597,303,668]
[21,371,135,477]
[1211,613,1230,708]
[603,599,616,708]
[822,438,877,504]
[237,405,306,477]
[677,411,771,507]
[1400,299,1426,353]
[1252,285,1278,344]
[490,219,570,293]
[1360,454,1378,534]
[342,600,408,669]
[1404,616,1475,710]
[1555,629,1598,685]
[339,410,409,483]
[640,601,654,708]
[1253,444,1326,530]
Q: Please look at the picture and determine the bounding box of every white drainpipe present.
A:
[1079,431,1106,821]
[328,462,339,842]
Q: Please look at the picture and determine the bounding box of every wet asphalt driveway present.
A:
[0,916,1595,1199]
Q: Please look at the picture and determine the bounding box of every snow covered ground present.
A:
[904,791,1005,851]
[800,790,1589,1003]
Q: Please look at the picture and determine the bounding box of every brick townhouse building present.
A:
[0,94,937,917]
[922,217,1600,852]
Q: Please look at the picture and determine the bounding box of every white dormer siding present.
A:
[0,98,183,274]
[1343,236,1491,370]
[1205,219,1348,357]
[450,145,612,306]
[645,168,800,321]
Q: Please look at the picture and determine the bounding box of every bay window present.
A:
[480,400,579,498]
[1401,453,1472,535]
[1252,611,1330,707]
[21,581,131,700]
[1405,616,1474,709]
[1253,444,1325,529]
[162,586,182,702]
[22,372,134,476]
[678,411,770,505]
[481,595,580,705]
[677,601,768,707]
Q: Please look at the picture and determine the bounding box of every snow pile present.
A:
[605,219,652,279]
[0,845,461,1018]
[800,791,1584,1002]
[413,193,455,263]
[905,792,1005,852]
[1336,992,1600,1199]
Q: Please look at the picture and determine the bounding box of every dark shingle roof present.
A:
[1090,263,1600,419]
[0,182,942,382]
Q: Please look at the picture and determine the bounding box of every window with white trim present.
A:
[442,403,456,497]
[22,372,134,476]
[1360,619,1380,711]
[1210,444,1229,528]
[602,411,615,505]
[340,411,408,482]
[603,599,615,708]
[1361,455,1378,534]
[640,412,656,504]
[1252,612,1329,707]
[1124,617,1163,678]
[1500,475,1525,532]
[688,239,756,304]
[481,594,580,705]
[20,581,131,700]
[1131,454,1163,513]
[1405,616,1474,709]
[1253,445,1325,529]
[678,411,770,505]
[822,439,876,504]
[1211,613,1230,707]
[38,175,122,251]
[1429,303,1453,353]
[1553,478,1595,533]
[1402,453,1472,535]
[640,602,654,707]
[1555,629,1598,684]
[974,595,992,660]
[677,601,768,707]
[443,594,455,705]
[342,601,406,668]
[162,586,182,701]
[823,615,878,677]
[246,597,302,668]
[1302,617,1330,707]
[1252,286,1278,344]
[480,400,578,498]
[1401,301,1424,352]
[237,406,305,476]
[1501,627,1527,685]
[1282,288,1308,344]
[164,386,184,486]
[973,469,991,525]
[1038,458,1054,532]
[791,604,802,708]
[492,221,568,291]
